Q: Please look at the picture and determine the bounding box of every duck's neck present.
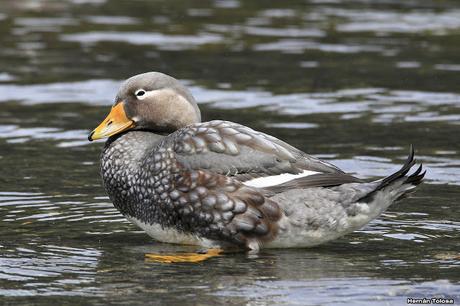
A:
[101,131,165,217]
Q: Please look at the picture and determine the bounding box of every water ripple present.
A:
[0,244,102,297]
[331,9,460,35]
[61,31,223,50]
[1,80,458,126]
[84,15,139,25]
[0,192,123,226]
[0,125,89,146]
[214,278,459,306]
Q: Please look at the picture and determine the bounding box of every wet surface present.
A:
[0,0,459,305]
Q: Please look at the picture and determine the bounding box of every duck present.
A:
[88,72,425,255]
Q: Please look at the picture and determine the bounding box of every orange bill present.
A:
[88,102,134,141]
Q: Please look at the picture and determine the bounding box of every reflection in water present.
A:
[0,0,459,304]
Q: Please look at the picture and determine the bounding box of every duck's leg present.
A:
[144,248,223,263]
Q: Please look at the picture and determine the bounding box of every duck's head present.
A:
[88,72,201,141]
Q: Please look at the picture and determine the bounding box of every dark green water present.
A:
[0,0,459,305]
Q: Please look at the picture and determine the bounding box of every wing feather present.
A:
[173,168,281,250]
[161,120,343,182]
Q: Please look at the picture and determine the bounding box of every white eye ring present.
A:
[135,89,147,100]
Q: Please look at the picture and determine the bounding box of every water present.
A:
[0,0,459,305]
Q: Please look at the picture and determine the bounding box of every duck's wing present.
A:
[161,120,345,184]
[261,173,364,196]
[172,167,282,251]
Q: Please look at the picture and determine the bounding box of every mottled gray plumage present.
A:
[102,130,281,248]
[94,72,425,252]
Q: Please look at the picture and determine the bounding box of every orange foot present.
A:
[145,248,223,263]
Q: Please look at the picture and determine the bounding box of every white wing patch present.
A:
[243,170,319,188]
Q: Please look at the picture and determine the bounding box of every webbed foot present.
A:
[145,248,223,263]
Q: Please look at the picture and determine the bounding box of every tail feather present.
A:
[404,163,425,185]
[359,145,425,203]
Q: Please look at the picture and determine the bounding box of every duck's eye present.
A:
[135,89,146,97]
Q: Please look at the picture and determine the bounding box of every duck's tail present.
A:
[358,145,425,203]
[264,146,425,249]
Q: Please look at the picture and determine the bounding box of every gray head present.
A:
[89,72,201,140]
